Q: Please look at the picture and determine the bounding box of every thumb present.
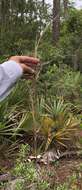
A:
[21,64,35,74]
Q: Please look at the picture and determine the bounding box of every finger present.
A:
[25,63,37,70]
[24,74,35,80]
[9,56,40,65]
[19,56,40,65]
[21,64,35,74]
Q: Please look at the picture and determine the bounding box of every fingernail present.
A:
[31,69,35,74]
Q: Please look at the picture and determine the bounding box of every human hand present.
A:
[9,56,39,75]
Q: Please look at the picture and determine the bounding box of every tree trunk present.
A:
[42,0,45,7]
[53,0,60,44]
[63,0,68,19]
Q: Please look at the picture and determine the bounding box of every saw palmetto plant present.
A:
[40,98,80,150]
[0,100,24,142]
[17,98,80,151]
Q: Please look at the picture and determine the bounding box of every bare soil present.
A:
[0,156,82,189]
[38,158,82,189]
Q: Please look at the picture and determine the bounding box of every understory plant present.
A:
[0,63,81,155]
[18,97,80,151]
[7,144,81,190]
[11,144,50,190]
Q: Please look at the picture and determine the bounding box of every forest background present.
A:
[0,1,82,189]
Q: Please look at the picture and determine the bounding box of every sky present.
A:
[46,0,82,9]
[75,0,82,8]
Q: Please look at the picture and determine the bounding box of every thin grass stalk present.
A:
[29,89,37,156]
[28,14,60,158]
[28,23,52,157]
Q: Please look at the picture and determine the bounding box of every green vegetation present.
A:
[0,0,82,189]
[1,144,81,190]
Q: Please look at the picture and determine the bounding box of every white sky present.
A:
[46,0,82,9]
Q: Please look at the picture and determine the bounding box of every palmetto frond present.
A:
[18,98,79,150]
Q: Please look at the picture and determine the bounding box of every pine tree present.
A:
[53,0,60,44]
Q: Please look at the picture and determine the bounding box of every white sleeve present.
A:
[0,60,23,101]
